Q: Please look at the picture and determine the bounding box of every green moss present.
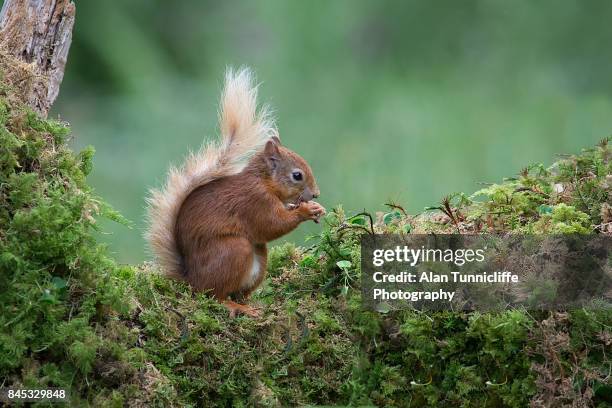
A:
[530,203,592,234]
[0,94,134,405]
[0,85,609,406]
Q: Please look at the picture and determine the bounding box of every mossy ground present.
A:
[0,85,610,407]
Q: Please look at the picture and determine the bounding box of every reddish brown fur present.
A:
[174,140,324,302]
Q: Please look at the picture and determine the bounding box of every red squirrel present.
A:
[146,68,325,317]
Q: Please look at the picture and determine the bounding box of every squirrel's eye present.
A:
[292,171,303,181]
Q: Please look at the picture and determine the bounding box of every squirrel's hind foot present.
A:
[223,300,261,318]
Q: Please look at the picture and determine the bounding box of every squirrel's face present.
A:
[264,137,320,205]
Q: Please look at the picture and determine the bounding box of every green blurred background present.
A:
[48,0,612,264]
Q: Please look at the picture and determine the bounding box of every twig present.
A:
[165,306,189,341]
[351,211,375,234]
[384,201,408,216]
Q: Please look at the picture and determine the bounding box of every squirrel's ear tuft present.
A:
[270,129,283,146]
[264,139,280,170]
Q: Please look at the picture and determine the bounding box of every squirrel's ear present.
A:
[264,139,280,170]
[270,129,282,146]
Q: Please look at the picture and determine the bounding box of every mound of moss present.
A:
[0,88,610,407]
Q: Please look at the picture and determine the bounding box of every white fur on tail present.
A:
[145,67,276,277]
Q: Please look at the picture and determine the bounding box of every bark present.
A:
[0,0,75,117]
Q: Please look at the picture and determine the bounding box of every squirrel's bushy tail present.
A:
[145,67,276,278]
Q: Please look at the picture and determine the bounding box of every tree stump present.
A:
[0,0,75,117]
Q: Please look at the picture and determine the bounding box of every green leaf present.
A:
[375,302,391,314]
[383,211,402,225]
[336,260,352,270]
[51,276,68,290]
[40,289,57,304]
[348,215,366,225]
[537,204,553,215]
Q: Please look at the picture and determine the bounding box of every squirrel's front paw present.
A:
[299,201,326,223]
